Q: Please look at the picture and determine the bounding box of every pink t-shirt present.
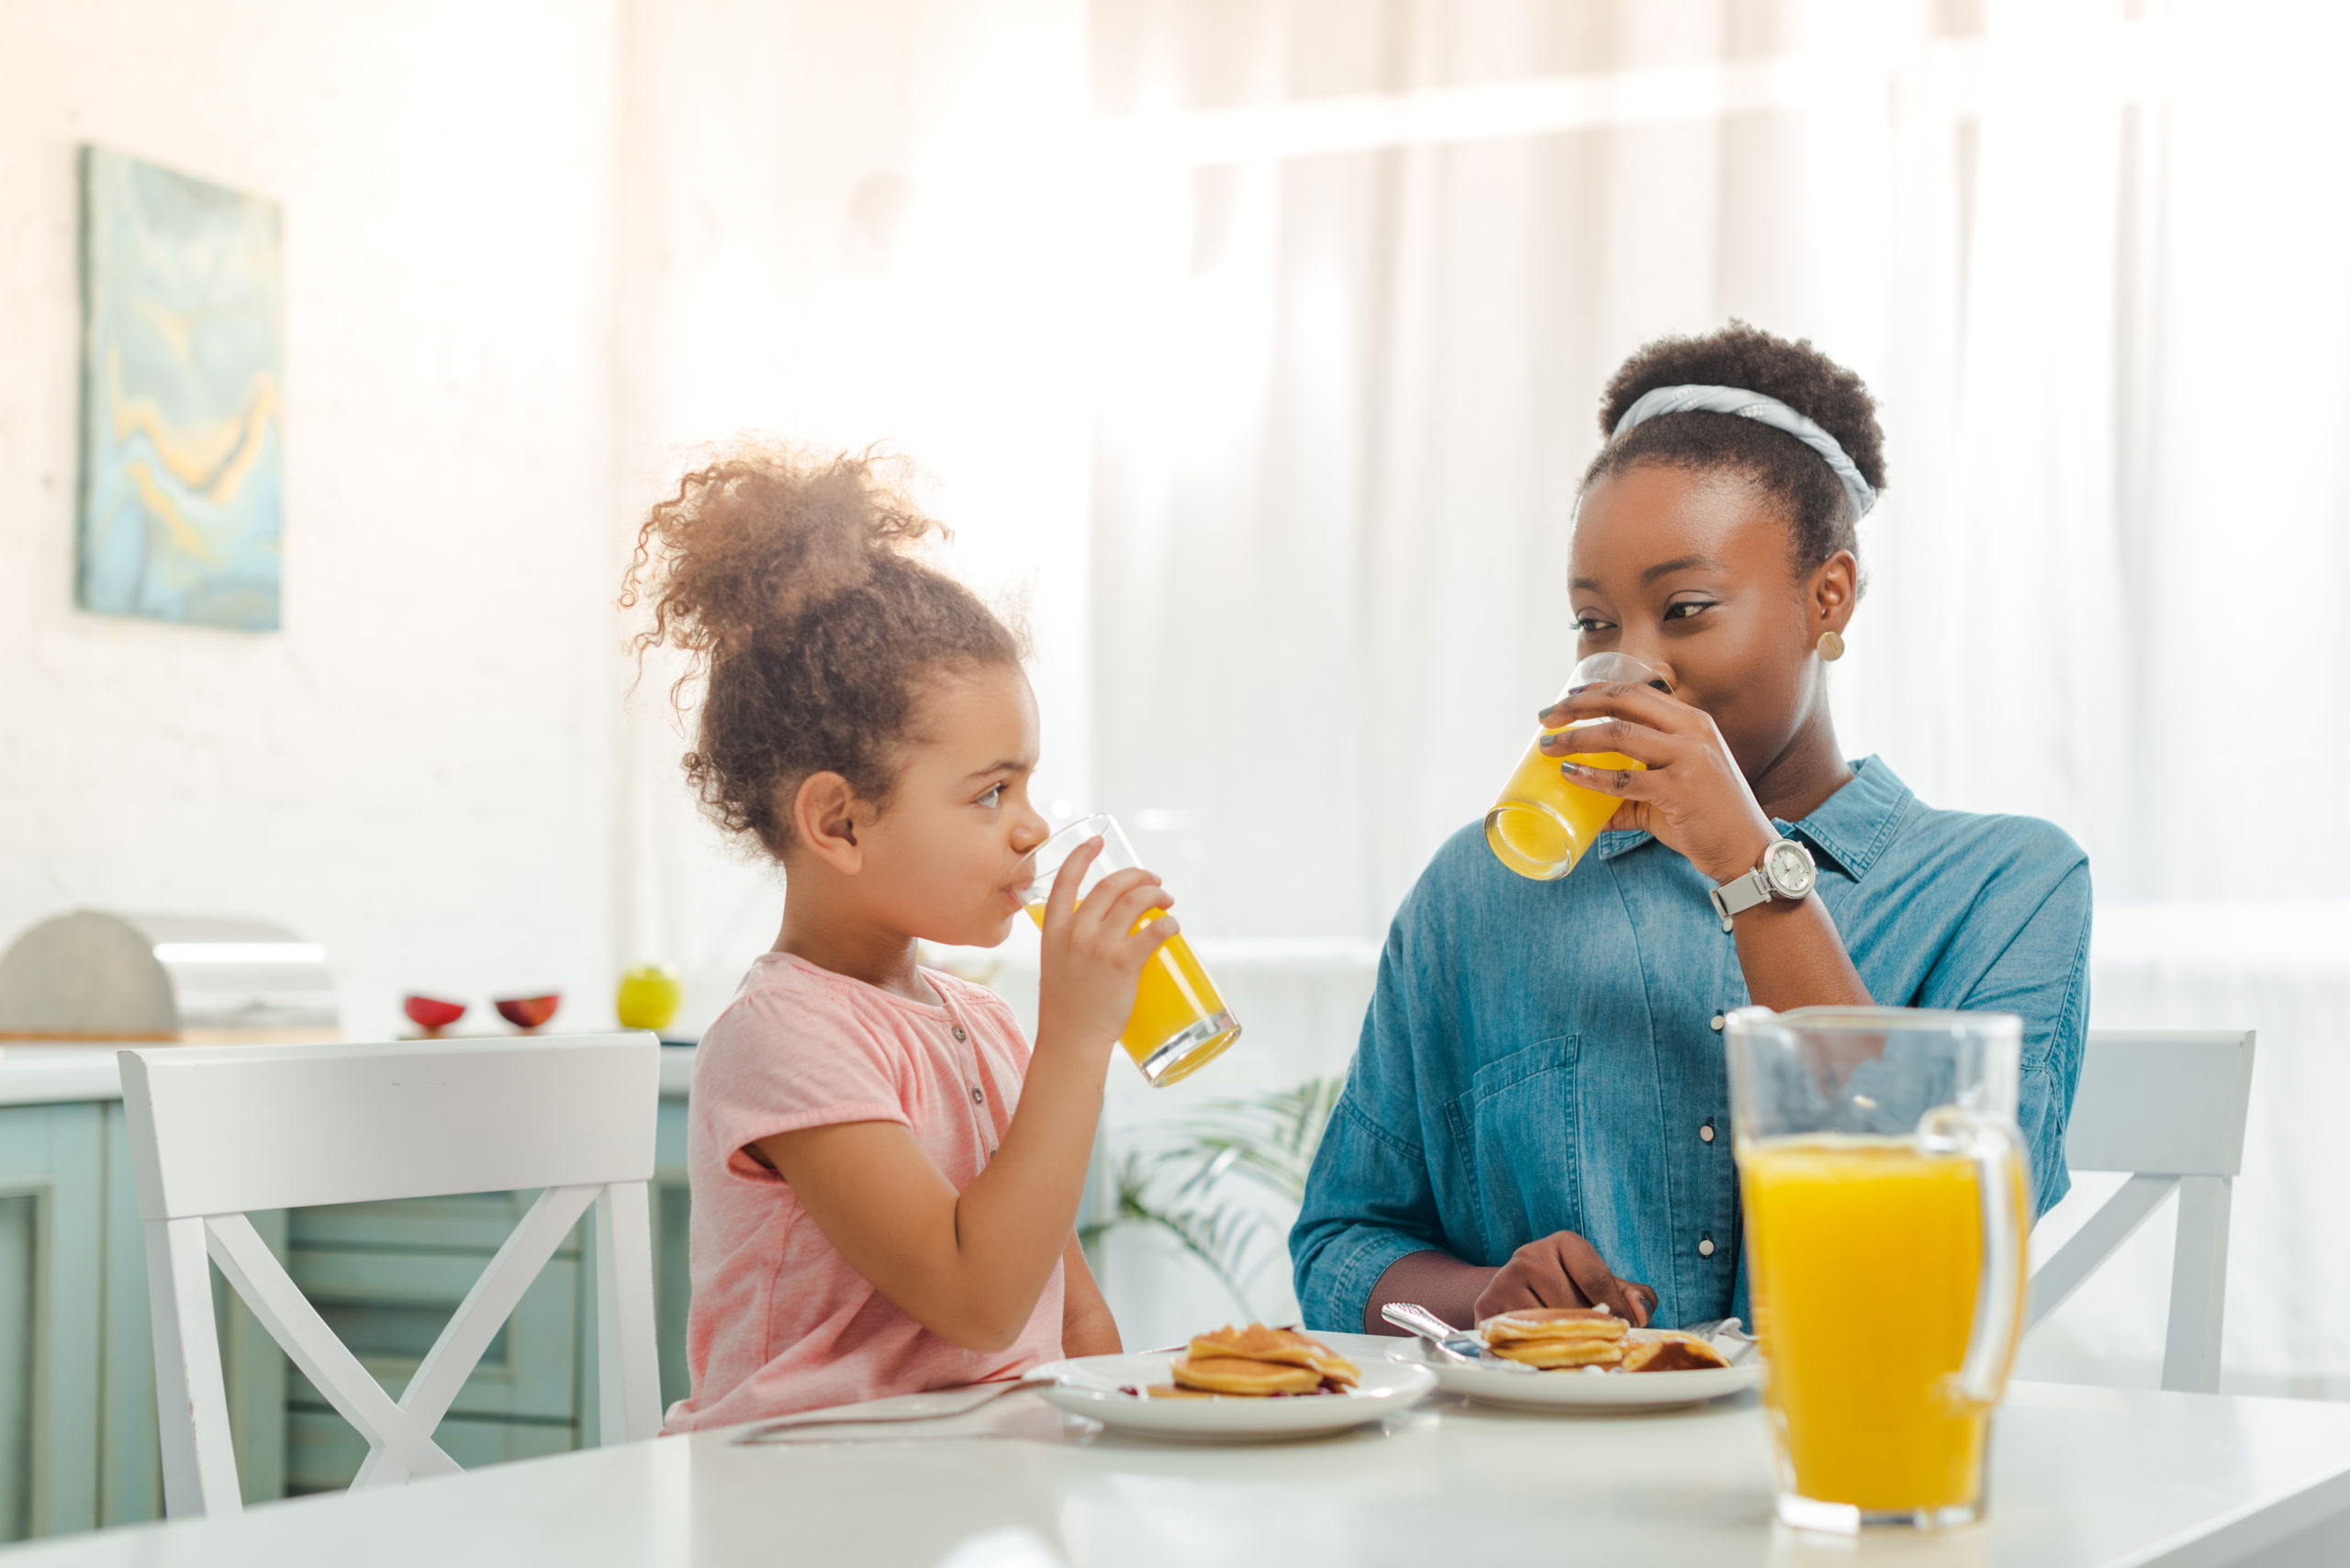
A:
[662,952,1063,1431]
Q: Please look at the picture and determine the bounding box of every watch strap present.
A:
[1708,868,1774,933]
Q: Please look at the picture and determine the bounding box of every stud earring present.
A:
[1816,631,1846,663]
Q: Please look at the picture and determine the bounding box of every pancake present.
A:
[1619,1331,1731,1373]
[1185,1324,1360,1387]
[1140,1383,1215,1399]
[1169,1354,1325,1395]
[1489,1338,1626,1370]
[1477,1305,1628,1348]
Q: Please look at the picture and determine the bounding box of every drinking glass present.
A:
[1725,1006,2029,1534]
[1484,652,1671,879]
[1024,814,1240,1088]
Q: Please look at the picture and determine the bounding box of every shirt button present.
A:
[970,1086,984,1104]
[1699,1121,1717,1144]
[1709,1014,1725,1032]
[952,1025,968,1042]
[1697,1235,1716,1258]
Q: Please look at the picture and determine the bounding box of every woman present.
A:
[1289,323,2091,1335]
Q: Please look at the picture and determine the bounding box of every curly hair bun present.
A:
[631,443,944,657]
[1589,321,1886,571]
[621,442,1023,857]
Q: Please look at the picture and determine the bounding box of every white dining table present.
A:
[11,1335,2350,1567]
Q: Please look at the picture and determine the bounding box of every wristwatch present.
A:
[1709,838,1818,932]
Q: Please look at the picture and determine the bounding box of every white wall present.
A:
[610,0,1095,1036]
[0,0,621,1039]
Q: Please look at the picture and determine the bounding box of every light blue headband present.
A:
[1610,383,1876,521]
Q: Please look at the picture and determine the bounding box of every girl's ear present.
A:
[1811,548,1859,636]
[791,772,867,873]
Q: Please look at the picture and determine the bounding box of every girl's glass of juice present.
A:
[1724,1006,2030,1534]
[1484,651,1671,879]
[1024,814,1240,1088]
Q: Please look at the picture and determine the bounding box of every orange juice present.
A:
[1740,1136,2023,1515]
[1025,904,1238,1086]
[1484,722,1643,879]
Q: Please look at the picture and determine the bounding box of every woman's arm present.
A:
[1948,856,2093,1214]
[1721,879,1873,1012]
[1539,682,1872,1011]
[1292,929,1657,1334]
[1290,946,1462,1335]
[759,847,1175,1352]
[1059,1235,1122,1356]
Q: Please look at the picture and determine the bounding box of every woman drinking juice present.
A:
[1292,322,2092,1370]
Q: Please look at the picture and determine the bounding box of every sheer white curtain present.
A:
[1081,0,2350,1387]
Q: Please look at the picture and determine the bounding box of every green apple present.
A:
[616,964,683,1033]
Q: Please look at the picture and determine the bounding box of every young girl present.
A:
[628,443,1160,1428]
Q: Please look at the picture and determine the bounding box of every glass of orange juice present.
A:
[1024,814,1240,1088]
[1484,651,1671,879]
[1725,1006,2029,1534]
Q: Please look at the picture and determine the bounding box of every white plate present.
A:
[1034,1351,1436,1442]
[1389,1336,1762,1413]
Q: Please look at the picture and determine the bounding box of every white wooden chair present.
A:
[2027,1028,2256,1394]
[118,1034,666,1518]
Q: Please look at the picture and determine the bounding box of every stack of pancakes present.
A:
[1477,1306,1630,1369]
[1159,1323,1360,1397]
[1475,1308,1733,1373]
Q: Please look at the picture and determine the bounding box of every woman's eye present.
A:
[977,785,1002,808]
[1574,615,1615,633]
[1664,600,1716,622]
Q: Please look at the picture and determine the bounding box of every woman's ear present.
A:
[791,772,867,873]
[1812,549,1859,636]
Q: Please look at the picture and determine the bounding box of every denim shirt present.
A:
[1289,756,2091,1334]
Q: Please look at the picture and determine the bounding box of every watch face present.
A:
[1763,838,1818,898]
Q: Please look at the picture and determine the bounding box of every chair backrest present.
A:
[119,1035,665,1518]
[2062,1029,2255,1179]
[2027,1028,2256,1394]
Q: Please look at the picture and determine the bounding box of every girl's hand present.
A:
[1034,836,1175,1058]
[1537,681,1778,886]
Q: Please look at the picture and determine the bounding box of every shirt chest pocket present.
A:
[1442,1035,1581,1265]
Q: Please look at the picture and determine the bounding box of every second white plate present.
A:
[1034,1351,1435,1441]
[1390,1336,1762,1413]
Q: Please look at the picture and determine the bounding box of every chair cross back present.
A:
[118,1034,666,1518]
[2027,1028,2256,1394]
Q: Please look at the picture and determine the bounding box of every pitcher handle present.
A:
[1919,1105,2027,1407]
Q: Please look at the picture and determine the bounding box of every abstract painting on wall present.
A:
[78,146,284,631]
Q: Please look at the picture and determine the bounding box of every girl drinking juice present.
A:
[630,444,1162,1427]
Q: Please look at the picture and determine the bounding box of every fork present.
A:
[1381,1302,1537,1373]
[732,1375,1058,1444]
[1678,1316,1762,1364]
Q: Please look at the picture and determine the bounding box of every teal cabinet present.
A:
[0,1102,105,1539]
[0,1081,696,1543]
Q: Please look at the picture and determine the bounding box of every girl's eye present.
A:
[1574,614,1615,633]
[1664,599,1717,622]
[977,784,1002,808]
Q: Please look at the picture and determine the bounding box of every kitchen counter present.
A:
[0,1040,698,1107]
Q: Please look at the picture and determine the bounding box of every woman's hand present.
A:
[1473,1230,1656,1327]
[1538,681,1778,886]
[1033,836,1174,1058]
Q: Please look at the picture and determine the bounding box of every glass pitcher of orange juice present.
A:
[1725,1006,2028,1534]
[1484,652,1670,879]
[1024,814,1240,1088]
